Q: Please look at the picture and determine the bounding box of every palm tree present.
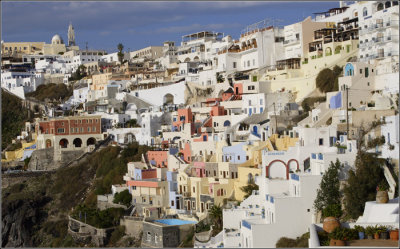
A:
[117,43,124,64]
[209,204,223,230]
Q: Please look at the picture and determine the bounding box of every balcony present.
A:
[283,38,300,46]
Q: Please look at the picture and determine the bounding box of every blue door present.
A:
[253,126,258,134]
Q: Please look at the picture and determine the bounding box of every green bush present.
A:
[71,205,125,228]
[276,232,309,247]
[2,90,33,149]
[329,227,357,241]
[322,204,343,218]
[26,83,73,102]
[301,96,326,113]
[315,66,342,93]
[113,190,132,207]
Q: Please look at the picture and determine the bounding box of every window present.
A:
[81,127,84,132]
[319,138,323,146]
[193,187,195,193]
[75,128,79,132]
[93,126,96,132]
[360,69,362,74]
[171,200,174,206]
[133,186,137,190]
[363,7,368,16]
[253,59,255,66]
[57,128,65,133]
[247,61,250,67]
[70,128,74,133]
[233,62,237,68]
[87,127,91,132]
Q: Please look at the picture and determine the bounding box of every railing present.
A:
[283,38,300,45]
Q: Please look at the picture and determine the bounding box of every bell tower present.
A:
[68,22,76,46]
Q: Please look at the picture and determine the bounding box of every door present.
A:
[253,126,258,134]
[201,202,204,213]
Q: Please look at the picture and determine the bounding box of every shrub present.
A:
[276,232,309,247]
[329,227,357,241]
[322,204,343,218]
[354,225,365,233]
[109,225,126,246]
[113,190,132,207]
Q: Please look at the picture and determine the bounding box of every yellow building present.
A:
[2,42,45,55]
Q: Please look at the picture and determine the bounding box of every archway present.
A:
[193,56,199,62]
[73,138,82,148]
[163,93,174,105]
[325,47,332,56]
[184,58,190,62]
[266,160,289,179]
[59,138,69,148]
[87,137,96,146]
[287,159,300,172]
[46,139,52,148]
[385,1,391,8]
[377,2,384,11]
[125,133,136,144]
[223,120,231,127]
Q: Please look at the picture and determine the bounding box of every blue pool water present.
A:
[154,219,197,225]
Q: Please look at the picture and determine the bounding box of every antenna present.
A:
[85,42,88,51]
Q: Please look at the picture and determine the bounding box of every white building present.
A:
[1,71,44,99]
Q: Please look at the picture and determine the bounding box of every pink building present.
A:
[147,150,168,168]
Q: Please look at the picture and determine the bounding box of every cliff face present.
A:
[2,186,51,247]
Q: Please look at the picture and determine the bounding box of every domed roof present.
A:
[51,34,63,44]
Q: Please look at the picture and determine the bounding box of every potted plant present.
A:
[379,225,389,240]
[329,227,346,246]
[373,225,380,240]
[322,204,342,233]
[354,225,365,240]
[376,181,389,203]
[365,226,375,240]
[389,227,399,241]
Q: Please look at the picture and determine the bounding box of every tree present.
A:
[314,159,343,213]
[117,43,124,64]
[113,190,132,207]
[209,204,223,230]
[316,68,335,93]
[343,151,386,219]
[216,72,224,83]
[316,65,342,93]
[240,179,259,199]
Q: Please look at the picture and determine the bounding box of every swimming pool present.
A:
[154,219,197,225]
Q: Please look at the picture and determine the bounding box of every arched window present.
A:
[377,3,384,11]
[393,1,399,6]
[363,7,368,16]
[385,1,392,8]
[223,120,231,127]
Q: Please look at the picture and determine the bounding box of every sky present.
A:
[2,1,340,53]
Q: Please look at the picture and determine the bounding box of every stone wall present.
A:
[120,216,143,239]
[68,216,114,247]
[28,148,57,170]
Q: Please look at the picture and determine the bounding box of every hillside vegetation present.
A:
[2,142,151,247]
[1,90,33,150]
[26,83,73,102]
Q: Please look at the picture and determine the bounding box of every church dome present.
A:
[51,34,64,45]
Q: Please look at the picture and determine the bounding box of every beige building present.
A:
[129,46,163,60]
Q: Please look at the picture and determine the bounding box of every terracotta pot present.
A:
[376,191,389,203]
[323,217,340,233]
[329,239,345,246]
[374,233,380,240]
[390,230,399,240]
